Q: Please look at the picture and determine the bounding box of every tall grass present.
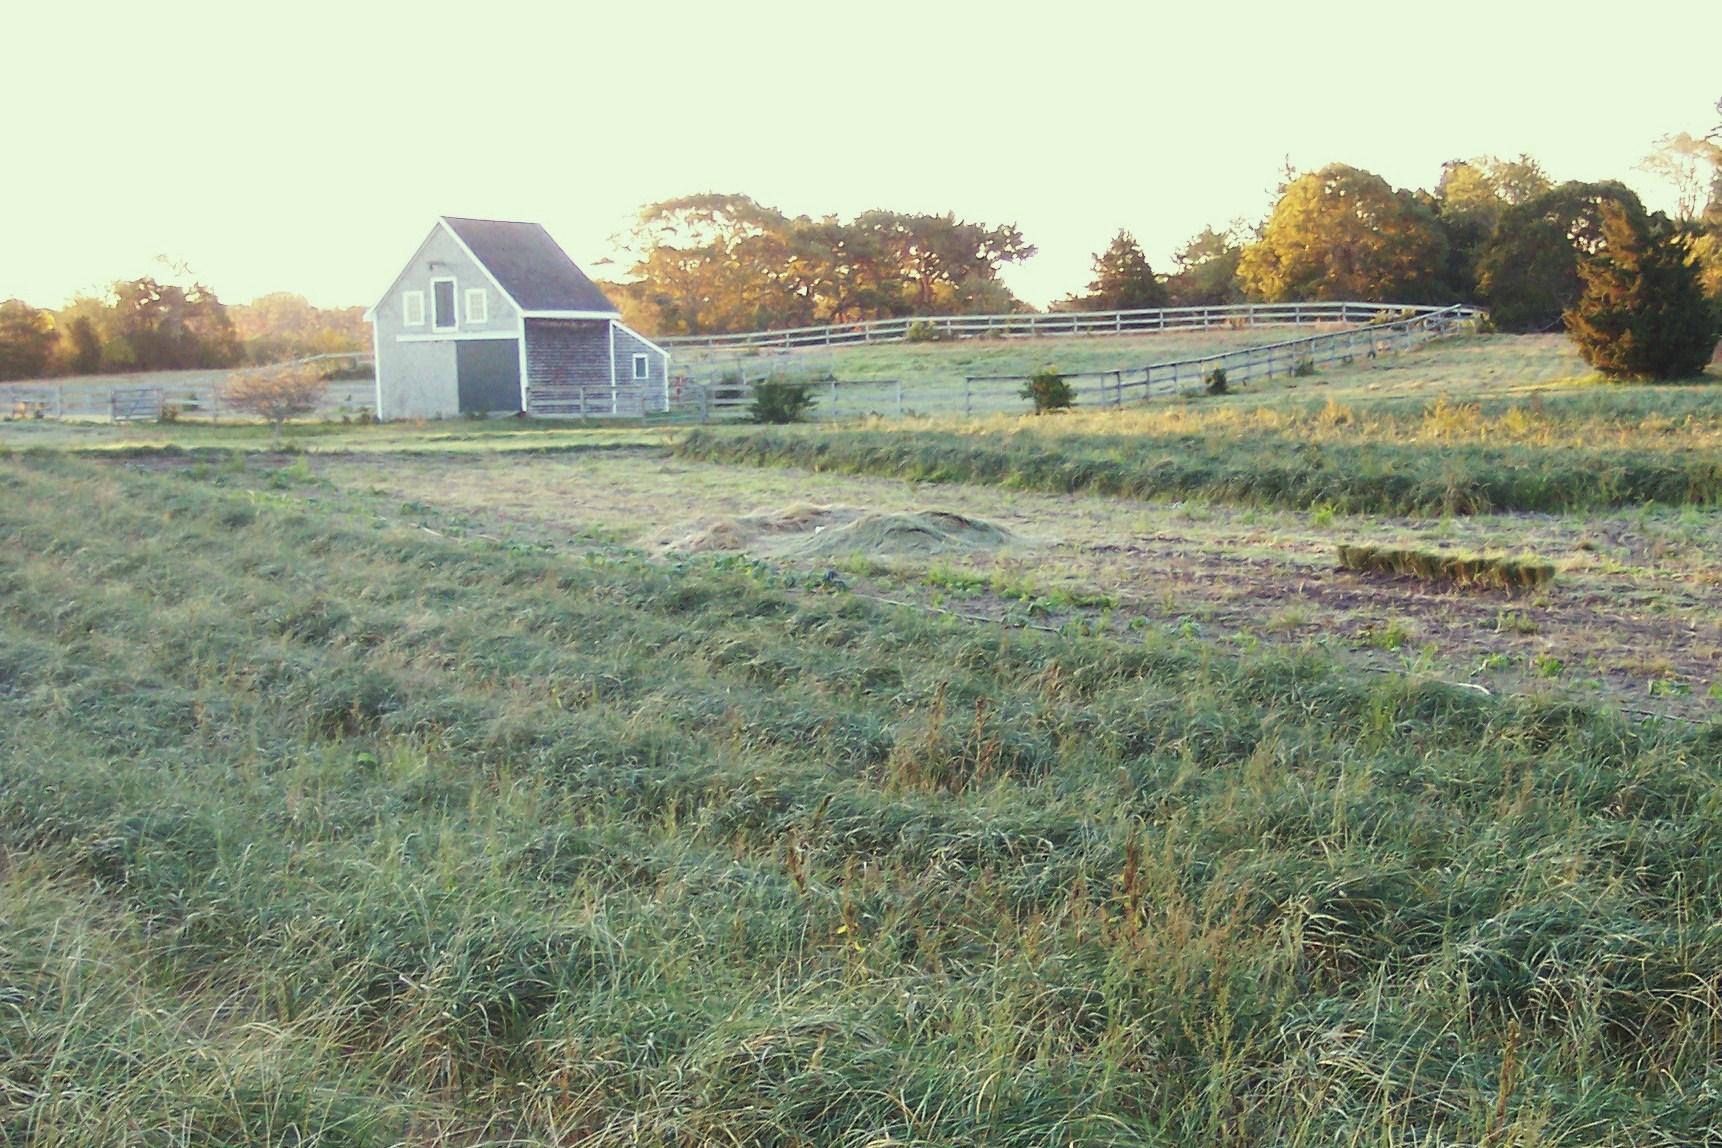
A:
[2,454,1719,1145]
[676,394,1722,515]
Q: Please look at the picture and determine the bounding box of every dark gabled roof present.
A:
[441,216,618,314]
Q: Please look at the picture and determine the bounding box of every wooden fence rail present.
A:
[669,305,1480,422]
[658,301,1480,352]
[0,352,377,424]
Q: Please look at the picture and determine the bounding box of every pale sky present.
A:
[4,1,1716,312]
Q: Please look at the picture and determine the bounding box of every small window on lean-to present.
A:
[402,291,425,326]
[431,279,457,330]
[633,353,649,380]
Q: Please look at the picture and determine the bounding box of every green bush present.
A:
[748,379,817,424]
[1292,358,1317,378]
[904,320,945,343]
[1563,203,1719,380]
[1019,369,1075,414]
[1205,367,1229,395]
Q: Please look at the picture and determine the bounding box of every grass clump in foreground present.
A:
[1337,543,1556,590]
[2,453,1721,1145]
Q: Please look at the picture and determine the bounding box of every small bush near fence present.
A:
[1337,544,1555,591]
[749,380,817,424]
[322,362,375,381]
[1205,367,1229,395]
[1020,369,1075,414]
[220,365,327,433]
[905,320,945,343]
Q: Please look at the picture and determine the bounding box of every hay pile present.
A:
[786,511,1012,558]
[657,505,1012,559]
[657,504,858,553]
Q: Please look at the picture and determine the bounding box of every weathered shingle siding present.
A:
[612,326,669,412]
[525,319,617,416]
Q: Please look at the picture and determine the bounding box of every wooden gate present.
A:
[111,387,163,422]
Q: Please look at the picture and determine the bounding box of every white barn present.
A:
[365,217,669,419]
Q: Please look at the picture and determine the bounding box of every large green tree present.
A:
[1476,181,1648,332]
[229,293,368,363]
[102,277,242,371]
[0,299,58,381]
[1237,164,1450,303]
[1563,203,1717,379]
[1164,224,1246,306]
[612,197,1034,334]
[1436,155,1552,300]
[1066,230,1167,311]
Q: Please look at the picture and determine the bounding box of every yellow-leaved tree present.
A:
[1238,164,1450,304]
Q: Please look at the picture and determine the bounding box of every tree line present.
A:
[604,109,1721,352]
[602,194,1035,336]
[0,281,366,382]
[4,103,1715,382]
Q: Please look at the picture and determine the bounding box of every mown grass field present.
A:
[2,452,1720,1147]
[294,447,1720,718]
[673,327,1294,386]
[1,331,1719,1145]
[679,337,1722,517]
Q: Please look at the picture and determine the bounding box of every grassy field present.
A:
[674,327,1295,383]
[3,452,1719,1146]
[289,448,1718,719]
[2,332,1719,1145]
[678,337,1722,516]
[0,414,674,454]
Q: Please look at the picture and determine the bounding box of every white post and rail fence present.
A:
[671,304,1485,422]
[1,304,1482,424]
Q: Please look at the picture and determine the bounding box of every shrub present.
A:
[905,320,945,343]
[1292,358,1317,378]
[1205,367,1229,395]
[749,380,816,424]
[1020,369,1075,414]
[220,365,327,433]
[1563,203,1718,380]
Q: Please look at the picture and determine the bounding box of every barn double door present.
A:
[455,340,521,414]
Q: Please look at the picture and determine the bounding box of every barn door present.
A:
[455,340,521,414]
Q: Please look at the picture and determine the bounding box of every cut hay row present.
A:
[676,425,1722,516]
[1337,543,1556,590]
